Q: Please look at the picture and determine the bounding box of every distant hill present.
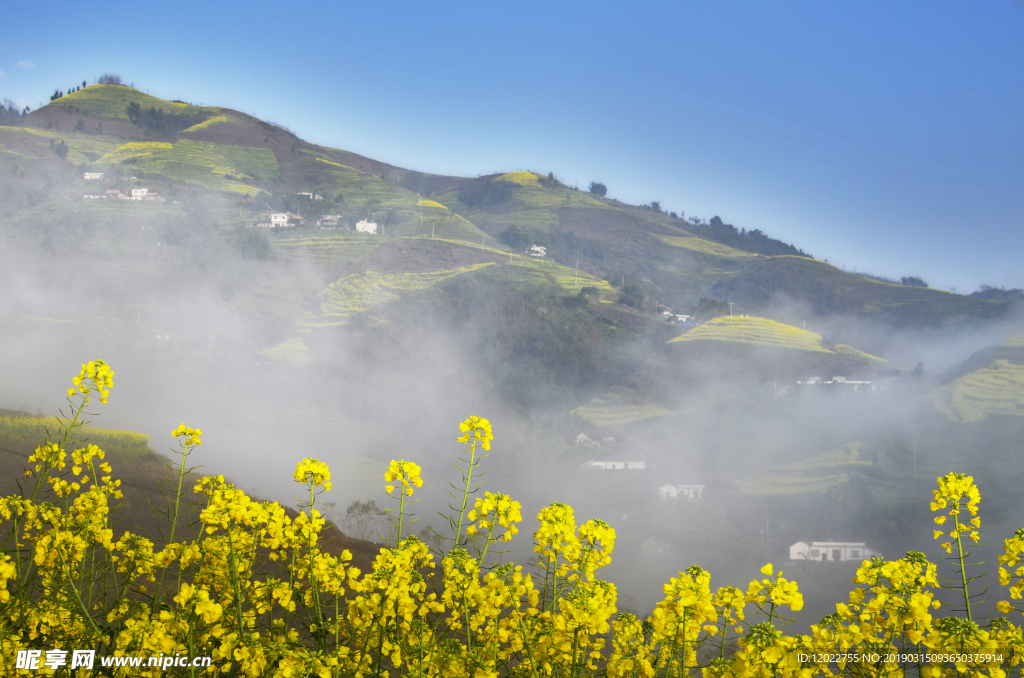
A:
[0,82,1017,390]
[0,408,384,568]
[710,256,1001,326]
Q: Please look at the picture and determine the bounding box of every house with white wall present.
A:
[659,484,705,500]
[356,220,378,234]
[84,172,104,180]
[789,541,881,563]
[269,212,300,228]
[579,460,645,471]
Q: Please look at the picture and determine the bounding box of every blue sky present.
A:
[2,1,1022,291]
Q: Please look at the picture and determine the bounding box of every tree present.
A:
[619,284,644,309]
[98,73,122,85]
[901,276,928,288]
[498,225,531,251]
[52,140,68,160]
[74,119,85,133]
[588,181,607,197]
[82,80,86,88]
[342,500,387,541]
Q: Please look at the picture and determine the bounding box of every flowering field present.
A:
[2,361,1024,677]
[654,235,758,260]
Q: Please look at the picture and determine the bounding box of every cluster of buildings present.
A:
[83,187,164,202]
[253,214,378,233]
[778,376,886,395]
[579,460,646,471]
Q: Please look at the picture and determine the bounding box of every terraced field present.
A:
[669,316,833,353]
[274,233,383,264]
[300,263,495,330]
[933,359,1024,422]
[570,388,672,427]
[782,441,874,471]
[736,441,876,495]
[180,115,230,133]
[96,139,278,193]
[735,473,850,496]
[654,234,758,259]
[0,125,121,164]
[260,337,311,366]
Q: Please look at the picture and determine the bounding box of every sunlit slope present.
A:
[46,84,220,122]
[95,139,278,195]
[434,171,614,237]
[669,316,884,364]
[932,335,1024,423]
[711,256,999,324]
[9,85,465,209]
[262,254,614,363]
[670,316,830,353]
[0,410,151,457]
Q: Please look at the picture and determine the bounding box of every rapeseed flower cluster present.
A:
[4,362,1024,676]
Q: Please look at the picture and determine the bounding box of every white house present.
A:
[297,192,323,200]
[269,212,299,228]
[356,220,378,234]
[529,245,547,258]
[131,188,149,200]
[579,460,646,471]
[789,541,881,563]
[659,484,705,500]
[84,172,104,180]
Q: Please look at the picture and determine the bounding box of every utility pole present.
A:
[913,443,917,476]
[729,302,734,317]
[574,260,579,289]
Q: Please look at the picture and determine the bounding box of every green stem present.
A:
[152,440,192,612]
[955,516,972,622]
[227,522,245,633]
[453,440,477,546]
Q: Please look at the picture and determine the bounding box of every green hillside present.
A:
[49,84,220,122]
[0,81,1015,365]
[711,256,1000,325]
[932,335,1024,423]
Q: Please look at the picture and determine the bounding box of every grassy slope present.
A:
[48,84,221,122]
[932,335,1024,422]
[711,256,999,324]
[0,408,383,566]
[0,85,1012,340]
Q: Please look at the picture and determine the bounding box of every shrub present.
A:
[1,362,1023,676]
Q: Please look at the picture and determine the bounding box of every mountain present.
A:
[0,84,1018,388]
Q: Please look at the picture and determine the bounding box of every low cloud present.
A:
[16,60,36,69]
